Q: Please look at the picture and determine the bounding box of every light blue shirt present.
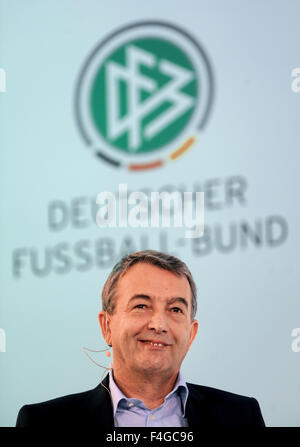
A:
[108,368,189,427]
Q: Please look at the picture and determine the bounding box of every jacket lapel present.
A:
[185,382,213,428]
[86,373,115,427]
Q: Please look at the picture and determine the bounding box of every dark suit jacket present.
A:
[16,374,265,427]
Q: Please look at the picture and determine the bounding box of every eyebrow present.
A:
[127,294,189,310]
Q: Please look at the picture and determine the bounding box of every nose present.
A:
[147,310,168,333]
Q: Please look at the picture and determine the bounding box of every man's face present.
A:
[100,263,198,378]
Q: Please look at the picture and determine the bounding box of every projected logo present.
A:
[75,21,214,171]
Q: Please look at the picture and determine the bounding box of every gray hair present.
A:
[102,250,197,321]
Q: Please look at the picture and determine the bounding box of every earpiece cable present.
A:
[82,346,112,398]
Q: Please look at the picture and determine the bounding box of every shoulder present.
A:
[186,382,265,427]
[187,382,254,403]
[16,385,102,427]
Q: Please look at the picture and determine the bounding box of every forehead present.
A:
[116,262,192,305]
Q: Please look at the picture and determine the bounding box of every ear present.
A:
[98,311,112,346]
[187,319,198,350]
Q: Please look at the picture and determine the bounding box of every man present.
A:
[16,250,265,427]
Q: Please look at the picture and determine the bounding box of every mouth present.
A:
[138,340,170,349]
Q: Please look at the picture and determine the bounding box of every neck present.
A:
[111,365,179,410]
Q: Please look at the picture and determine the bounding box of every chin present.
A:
[137,361,171,374]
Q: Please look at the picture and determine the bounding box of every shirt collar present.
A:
[108,368,189,417]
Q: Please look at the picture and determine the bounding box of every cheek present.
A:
[176,327,192,348]
[111,316,144,341]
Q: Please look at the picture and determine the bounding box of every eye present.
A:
[134,304,147,309]
[172,307,183,313]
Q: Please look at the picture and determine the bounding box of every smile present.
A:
[138,340,170,348]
